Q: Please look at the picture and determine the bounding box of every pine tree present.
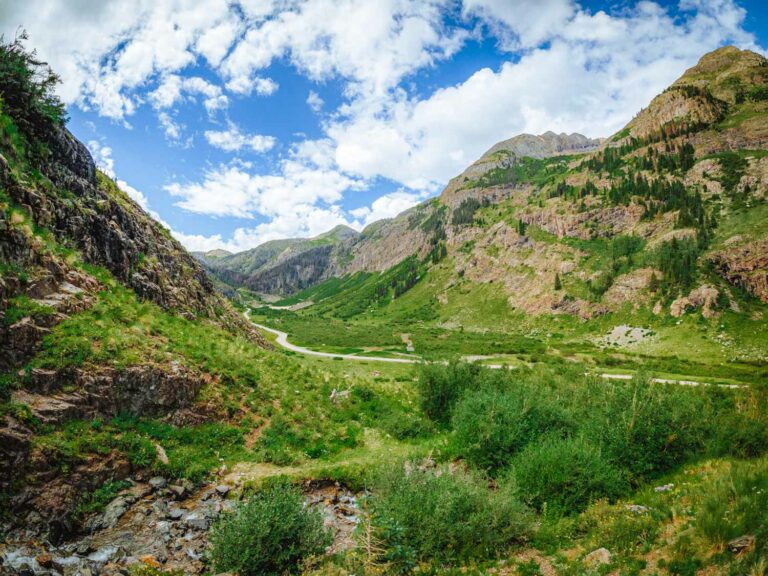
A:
[554,273,562,291]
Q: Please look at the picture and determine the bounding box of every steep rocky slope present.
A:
[0,40,267,539]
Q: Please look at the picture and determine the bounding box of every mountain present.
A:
[0,41,275,538]
[2,39,767,576]
[194,224,359,295]
[226,47,768,323]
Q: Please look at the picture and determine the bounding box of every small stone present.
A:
[35,553,53,568]
[626,504,649,514]
[728,535,755,554]
[584,548,612,567]
[149,477,167,490]
[138,555,161,568]
[215,484,230,496]
[185,513,209,531]
[169,485,187,499]
[654,483,674,493]
[168,508,184,520]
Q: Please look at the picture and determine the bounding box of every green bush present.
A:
[209,481,331,576]
[0,32,66,143]
[416,359,483,424]
[511,436,627,515]
[371,466,532,563]
[585,375,708,482]
[452,385,573,473]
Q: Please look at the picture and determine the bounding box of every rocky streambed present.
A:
[1,476,360,575]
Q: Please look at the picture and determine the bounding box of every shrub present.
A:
[452,385,573,473]
[511,436,628,515]
[0,32,66,142]
[416,359,483,424]
[585,374,709,482]
[371,466,533,563]
[209,481,331,576]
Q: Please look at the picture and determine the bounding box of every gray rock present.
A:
[215,484,230,496]
[626,504,650,514]
[185,513,209,531]
[99,497,129,529]
[584,547,612,566]
[168,508,184,520]
[169,484,187,499]
[728,535,755,553]
[149,477,167,490]
[654,483,674,492]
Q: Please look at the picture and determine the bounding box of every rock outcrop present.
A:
[711,238,768,303]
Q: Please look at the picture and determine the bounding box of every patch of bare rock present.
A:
[0,478,360,576]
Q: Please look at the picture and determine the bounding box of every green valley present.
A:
[1,29,767,576]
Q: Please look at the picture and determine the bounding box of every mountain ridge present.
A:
[215,46,768,322]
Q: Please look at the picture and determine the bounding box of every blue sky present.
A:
[1,0,766,252]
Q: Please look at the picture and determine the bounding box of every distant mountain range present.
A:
[200,46,768,319]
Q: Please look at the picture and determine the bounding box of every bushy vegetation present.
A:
[0,32,66,144]
[370,467,533,565]
[511,435,627,514]
[415,359,482,424]
[209,481,331,576]
[452,384,572,472]
[415,362,768,518]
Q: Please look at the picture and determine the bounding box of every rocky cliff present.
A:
[0,40,267,537]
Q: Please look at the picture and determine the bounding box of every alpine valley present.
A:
[2,35,768,576]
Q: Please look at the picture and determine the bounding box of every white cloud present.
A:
[350,190,427,227]
[164,160,365,219]
[225,75,279,96]
[150,75,228,113]
[306,90,324,112]
[157,112,184,141]
[463,0,576,49]
[204,125,276,153]
[87,139,153,213]
[324,0,762,190]
[3,0,764,255]
[170,203,353,253]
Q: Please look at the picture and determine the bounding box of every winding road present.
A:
[246,312,744,388]
[251,320,419,364]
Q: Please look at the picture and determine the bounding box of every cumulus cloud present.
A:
[87,140,115,178]
[2,0,763,253]
[204,124,276,153]
[306,90,324,112]
[150,75,228,113]
[164,159,365,219]
[350,190,428,227]
[325,0,762,190]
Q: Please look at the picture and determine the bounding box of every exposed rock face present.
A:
[197,225,359,295]
[1,123,244,322]
[710,239,768,303]
[670,285,721,318]
[520,204,645,240]
[1,363,208,534]
[20,363,206,420]
[1,479,359,575]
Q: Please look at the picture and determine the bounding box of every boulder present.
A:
[584,547,612,566]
